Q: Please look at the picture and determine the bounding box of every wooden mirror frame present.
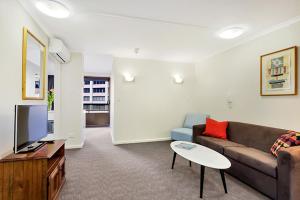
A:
[22,27,46,100]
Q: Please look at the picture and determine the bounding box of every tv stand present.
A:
[0,140,66,200]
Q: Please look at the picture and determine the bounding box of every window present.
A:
[93,88,105,93]
[90,104,109,111]
[83,104,90,110]
[93,80,106,84]
[83,76,110,116]
[83,96,90,101]
[93,96,105,101]
[83,88,90,93]
[48,120,54,134]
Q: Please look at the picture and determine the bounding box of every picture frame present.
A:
[22,27,46,100]
[260,46,298,96]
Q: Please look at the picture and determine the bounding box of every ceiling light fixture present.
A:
[35,0,70,18]
[218,26,246,39]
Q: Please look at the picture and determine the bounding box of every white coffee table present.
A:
[170,141,231,198]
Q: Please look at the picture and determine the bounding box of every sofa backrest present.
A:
[227,121,287,153]
[183,113,208,129]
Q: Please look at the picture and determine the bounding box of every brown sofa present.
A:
[193,121,300,200]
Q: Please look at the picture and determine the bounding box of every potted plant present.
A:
[48,89,54,111]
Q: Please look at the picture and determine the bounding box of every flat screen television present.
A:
[14,105,48,153]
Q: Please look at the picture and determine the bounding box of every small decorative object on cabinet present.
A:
[260,46,298,96]
[0,140,66,200]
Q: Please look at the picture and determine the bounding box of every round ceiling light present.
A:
[35,0,70,18]
[218,27,246,39]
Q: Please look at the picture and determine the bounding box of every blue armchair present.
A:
[171,113,209,142]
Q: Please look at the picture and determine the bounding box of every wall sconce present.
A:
[173,74,184,84]
[123,72,135,82]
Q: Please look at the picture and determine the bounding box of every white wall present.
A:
[47,56,62,136]
[60,53,85,148]
[0,0,49,158]
[84,54,113,76]
[112,57,200,144]
[195,21,300,131]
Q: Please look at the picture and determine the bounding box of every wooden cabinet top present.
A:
[0,140,65,162]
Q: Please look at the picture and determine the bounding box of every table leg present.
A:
[171,152,177,169]
[220,169,227,193]
[189,161,192,167]
[200,165,205,198]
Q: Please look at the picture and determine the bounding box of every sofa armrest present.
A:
[192,124,206,143]
[277,146,300,200]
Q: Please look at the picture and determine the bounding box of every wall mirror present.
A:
[22,27,46,100]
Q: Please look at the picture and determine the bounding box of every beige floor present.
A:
[60,128,269,200]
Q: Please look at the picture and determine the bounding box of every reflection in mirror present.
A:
[22,28,46,100]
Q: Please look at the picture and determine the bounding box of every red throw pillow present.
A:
[203,118,228,139]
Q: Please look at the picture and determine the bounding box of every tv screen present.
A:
[14,105,48,153]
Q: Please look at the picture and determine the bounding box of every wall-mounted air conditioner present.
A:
[49,38,71,64]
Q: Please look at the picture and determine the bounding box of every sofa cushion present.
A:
[203,118,228,139]
[183,113,208,129]
[224,146,277,178]
[196,136,244,154]
[227,121,286,153]
[171,128,193,142]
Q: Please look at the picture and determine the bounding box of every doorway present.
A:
[83,76,110,127]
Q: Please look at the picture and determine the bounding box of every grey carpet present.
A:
[60,128,269,200]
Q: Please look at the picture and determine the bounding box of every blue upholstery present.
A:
[171,128,193,141]
[171,113,209,142]
[183,113,208,129]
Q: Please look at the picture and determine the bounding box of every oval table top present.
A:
[170,141,231,169]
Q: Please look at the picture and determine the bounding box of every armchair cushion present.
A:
[183,113,208,129]
[171,128,193,142]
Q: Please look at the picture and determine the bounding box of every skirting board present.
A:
[112,137,171,145]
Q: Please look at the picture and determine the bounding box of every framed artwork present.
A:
[260,46,298,96]
[22,27,46,100]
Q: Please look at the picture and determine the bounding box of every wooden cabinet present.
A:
[48,157,65,200]
[0,140,66,200]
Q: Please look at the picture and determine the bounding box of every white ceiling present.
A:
[19,0,300,63]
